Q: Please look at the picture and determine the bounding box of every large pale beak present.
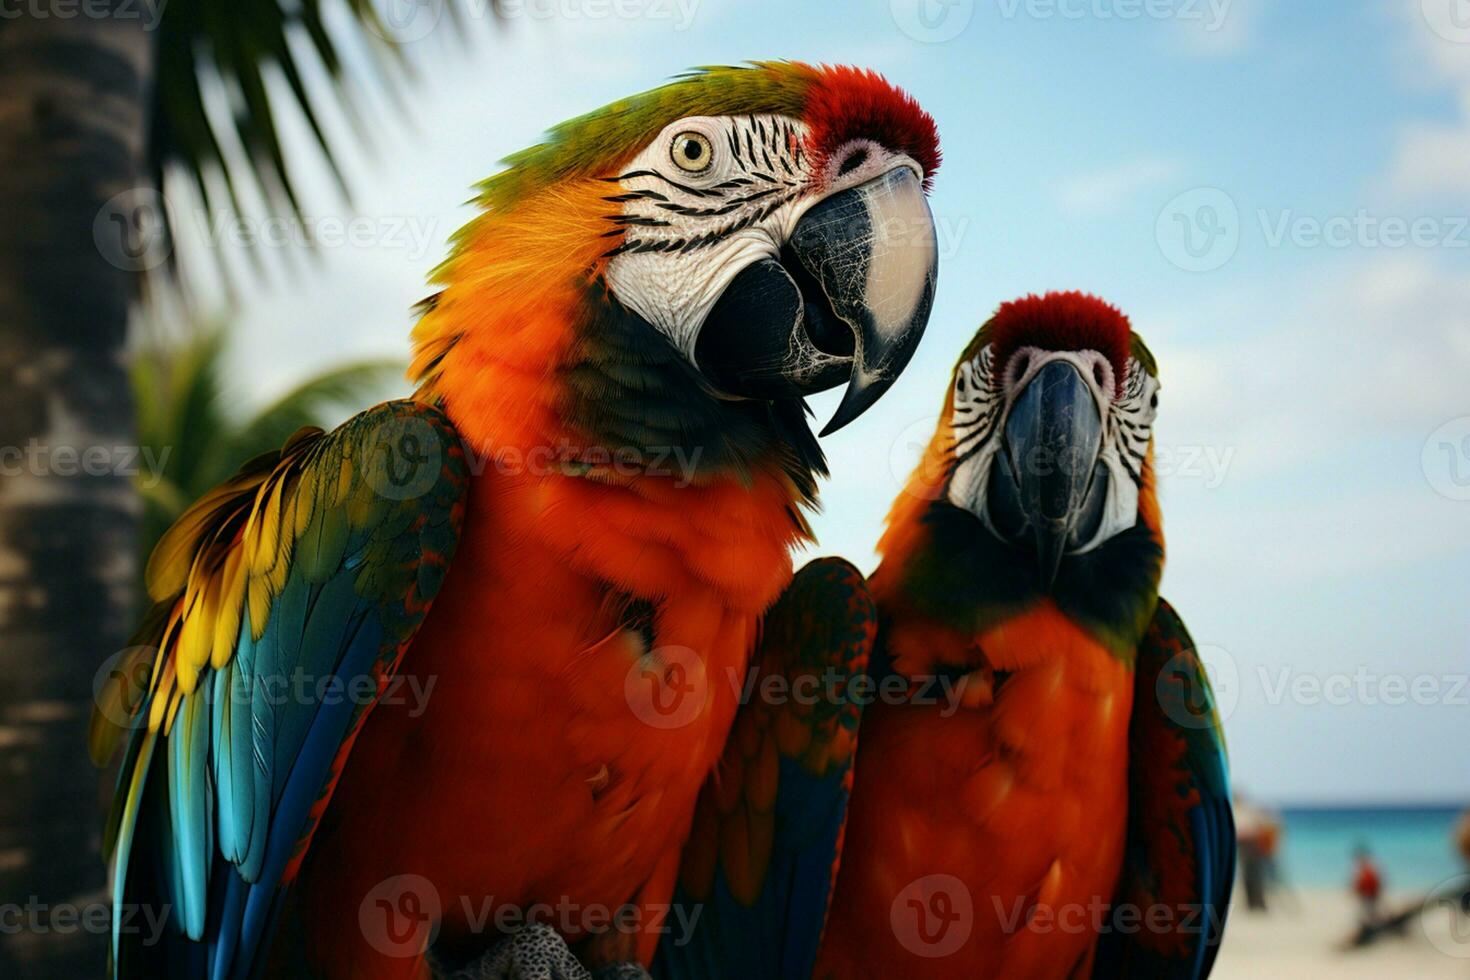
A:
[986,360,1106,588]
[694,166,938,435]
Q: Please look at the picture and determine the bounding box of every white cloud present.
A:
[1151,252,1470,481]
[1052,157,1183,217]
[1387,89,1470,197]
[1386,6,1470,196]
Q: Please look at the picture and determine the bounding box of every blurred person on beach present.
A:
[1457,809,1470,914]
[1351,844,1383,926]
[1235,793,1279,912]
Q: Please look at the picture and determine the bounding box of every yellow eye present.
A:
[670,131,714,173]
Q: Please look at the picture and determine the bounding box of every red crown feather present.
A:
[990,291,1133,395]
[803,66,941,189]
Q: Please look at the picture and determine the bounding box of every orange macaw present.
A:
[814,293,1234,979]
[89,63,941,979]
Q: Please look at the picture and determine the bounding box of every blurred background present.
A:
[1,0,1467,976]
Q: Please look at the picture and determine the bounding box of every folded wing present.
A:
[654,558,877,980]
[1094,598,1235,979]
[89,400,470,979]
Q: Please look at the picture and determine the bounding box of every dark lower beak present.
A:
[694,166,937,435]
[988,360,1105,588]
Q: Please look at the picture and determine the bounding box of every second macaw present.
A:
[814,292,1235,979]
[90,62,942,979]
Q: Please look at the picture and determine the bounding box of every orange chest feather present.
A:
[401,466,800,787]
[305,467,801,975]
[819,603,1135,978]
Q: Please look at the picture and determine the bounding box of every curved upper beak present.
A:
[988,360,1105,588]
[694,165,937,435]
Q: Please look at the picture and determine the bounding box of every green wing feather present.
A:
[90,400,469,979]
[1094,598,1235,979]
[655,557,877,980]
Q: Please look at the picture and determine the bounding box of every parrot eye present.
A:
[670,131,714,173]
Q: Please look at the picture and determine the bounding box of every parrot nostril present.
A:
[837,148,869,177]
[1005,352,1031,391]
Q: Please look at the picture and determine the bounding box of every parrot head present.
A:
[412,62,940,470]
[892,292,1163,594]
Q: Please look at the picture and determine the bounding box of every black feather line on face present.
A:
[600,118,806,256]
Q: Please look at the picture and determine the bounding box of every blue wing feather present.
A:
[95,401,469,979]
[655,558,876,980]
[1092,597,1235,980]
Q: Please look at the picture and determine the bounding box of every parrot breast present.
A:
[294,461,805,977]
[816,601,1135,979]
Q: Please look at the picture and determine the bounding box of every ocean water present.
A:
[1272,805,1467,892]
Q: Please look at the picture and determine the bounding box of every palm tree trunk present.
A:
[0,8,154,977]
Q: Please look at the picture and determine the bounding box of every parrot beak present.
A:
[986,359,1106,589]
[694,165,938,435]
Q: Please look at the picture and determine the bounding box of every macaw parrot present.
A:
[813,292,1235,979]
[89,62,941,980]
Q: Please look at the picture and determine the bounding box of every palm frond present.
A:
[131,318,405,559]
[150,0,496,271]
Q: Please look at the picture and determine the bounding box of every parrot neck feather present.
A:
[872,430,1164,666]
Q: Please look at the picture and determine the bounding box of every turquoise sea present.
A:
[1274,805,1467,891]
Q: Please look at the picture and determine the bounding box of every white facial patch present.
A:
[600,115,921,362]
[947,343,1160,553]
[1075,358,1159,552]
[602,114,816,359]
[947,345,1004,519]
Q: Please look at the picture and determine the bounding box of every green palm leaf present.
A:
[150,0,495,264]
[132,320,403,557]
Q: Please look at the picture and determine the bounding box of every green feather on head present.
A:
[471,61,821,213]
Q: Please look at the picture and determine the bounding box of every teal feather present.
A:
[102,401,470,979]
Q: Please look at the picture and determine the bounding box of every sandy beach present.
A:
[1212,888,1470,979]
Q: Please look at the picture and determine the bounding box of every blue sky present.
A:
[182,0,1470,804]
